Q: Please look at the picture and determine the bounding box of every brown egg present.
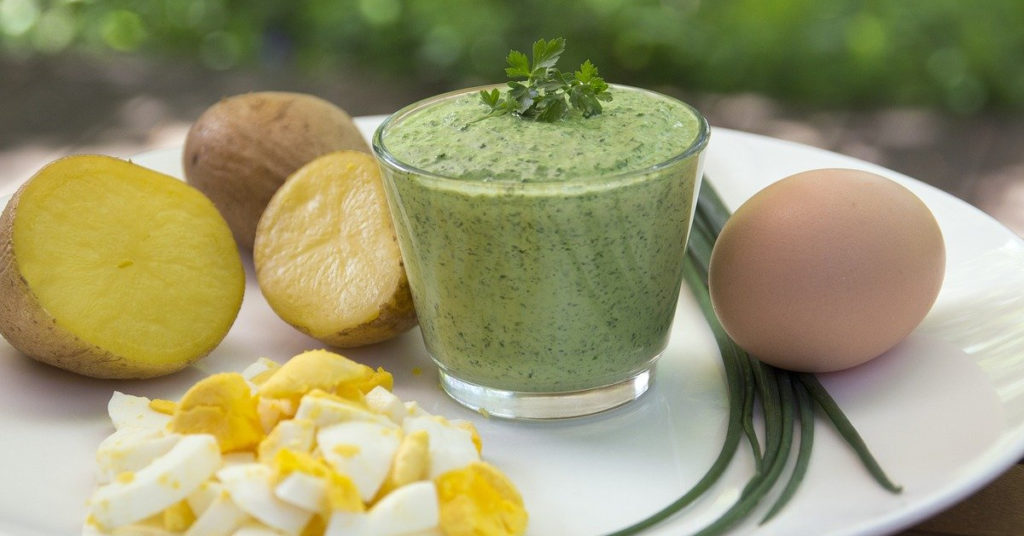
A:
[708,168,945,372]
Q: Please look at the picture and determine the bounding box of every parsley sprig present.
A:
[479,38,612,122]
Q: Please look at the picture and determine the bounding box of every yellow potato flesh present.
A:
[254,150,415,346]
[7,155,244,375]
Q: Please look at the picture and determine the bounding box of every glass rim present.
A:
[372,83,711,189]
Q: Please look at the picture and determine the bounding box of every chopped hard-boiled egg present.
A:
[437,462,528,536]
[170,373,265,453]
[162,500,195,532]
[241,357,281,385]
[403,415,481,479]
[269,447,364,514]
[318,420,402,502]
[88,434,221,530]
[107,392,172,431]
[294,389,395,428]
[275,470,328,512]
[185,489,251,536]
[94,428,181,484]
[257,349,391,402]
[185,480,223,517]
[256,395,296,433]
[84,349,527,535]
[217,463,313,534]
[366,480,440,535]
[376,429,430,500]
[258,417,316,462]
[324,481,440,536]
[364,385,407,423]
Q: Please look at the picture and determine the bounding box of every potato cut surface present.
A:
[254,150,415,347]
[1,155,244,377]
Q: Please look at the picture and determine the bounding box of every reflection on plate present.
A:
[2,118,1024,535]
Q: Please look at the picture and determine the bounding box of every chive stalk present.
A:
[797,373,903,493]
[603,258,747,536]
[604,178,899,536]
[761,380,815,523]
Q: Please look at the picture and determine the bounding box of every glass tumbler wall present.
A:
[373,85,709,419]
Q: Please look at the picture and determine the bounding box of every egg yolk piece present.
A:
[375,429,430,501]
[258,349,391,402]
[170,372,264,453]
[436,461,528,536]
[162,500,195,531]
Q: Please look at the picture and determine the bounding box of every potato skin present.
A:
[0,187,190,379]
[183,91,370,249]
[317,274,418,348]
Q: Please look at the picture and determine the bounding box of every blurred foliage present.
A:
[2,0,1023,114]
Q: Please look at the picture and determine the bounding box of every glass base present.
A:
[438,365,654,420]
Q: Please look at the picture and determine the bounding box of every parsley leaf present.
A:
[504,50,531,79]
[478,38,612,123]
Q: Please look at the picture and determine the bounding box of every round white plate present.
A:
[1,117,1023,536]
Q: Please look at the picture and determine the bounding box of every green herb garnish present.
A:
[478,37,612,122]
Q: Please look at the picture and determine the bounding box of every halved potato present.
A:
[253,150,416,347]
[0,155,244,378]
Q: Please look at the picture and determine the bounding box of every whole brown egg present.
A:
[708,168,945,372]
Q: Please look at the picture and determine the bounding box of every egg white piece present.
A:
[322,482,442,536]
[241,357,280,383]
[185,489,252,536]
[217,463,313,535]
[318,421,402,502]
[259,418,316,461]
[107,392,172,431]
[364,386,406,424]
[294,392,396,429]
[89,434,221,530]
[274,471,327,512]
[323,511,372,536]
[402,401,432,419]
[402,416,480,479]
[232,521,290,535]
[256,396,295,433]
[222,452,258,467]
[84,518,180,536]
[95,428,181,484]
[367,481,440,536]
[186,480,225,517]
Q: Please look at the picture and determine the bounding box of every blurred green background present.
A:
[3,0,1024,235]
[2,0,1022,115]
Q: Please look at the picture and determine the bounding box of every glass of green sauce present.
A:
[373,85,709,419]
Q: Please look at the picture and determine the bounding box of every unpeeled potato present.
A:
[183,91,369,249]
[253,150,416,347]
[0,155,245,378]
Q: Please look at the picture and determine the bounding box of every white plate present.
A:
[1,117,1023,536]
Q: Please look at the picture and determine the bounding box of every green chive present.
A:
[797,373,903,493]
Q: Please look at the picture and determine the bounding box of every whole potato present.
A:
[183,91,369,249]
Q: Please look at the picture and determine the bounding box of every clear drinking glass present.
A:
[373,85,709,419]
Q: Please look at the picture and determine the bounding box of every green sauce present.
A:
[383,88,700,182]
[376,86,707,392]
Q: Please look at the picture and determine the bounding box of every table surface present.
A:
[904,464,1024,535]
